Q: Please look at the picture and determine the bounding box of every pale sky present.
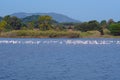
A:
[0,0,120,21]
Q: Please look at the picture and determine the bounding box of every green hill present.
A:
[11,12,79,23]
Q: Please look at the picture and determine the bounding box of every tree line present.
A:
[0,15,120,36]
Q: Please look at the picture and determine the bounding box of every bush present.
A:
[109,23,120,35]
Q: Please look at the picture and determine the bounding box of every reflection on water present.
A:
[0,38,120,80]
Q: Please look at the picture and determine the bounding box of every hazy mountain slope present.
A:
[22,15,58,24]
[11,12,79,23]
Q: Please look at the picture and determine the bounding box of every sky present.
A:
[0,0,120,21]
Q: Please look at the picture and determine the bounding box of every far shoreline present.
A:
[0,30,120,39]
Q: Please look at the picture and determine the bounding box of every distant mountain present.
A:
[22,15,58,23]
[11,12,79,23]
[22,15,40,22]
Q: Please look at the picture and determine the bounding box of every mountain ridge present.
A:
[10,12,79,23]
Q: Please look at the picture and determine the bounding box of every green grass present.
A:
[0,30,80,38]
[1,29,120,38]
[80,31,101,38]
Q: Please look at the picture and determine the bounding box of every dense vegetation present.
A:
[0,15,120,38]
[109,23,120,35]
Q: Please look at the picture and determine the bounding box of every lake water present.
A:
[0,38,120,80]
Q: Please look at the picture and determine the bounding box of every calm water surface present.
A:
[0,38,120,80]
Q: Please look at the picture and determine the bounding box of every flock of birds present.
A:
[0,39,120,45]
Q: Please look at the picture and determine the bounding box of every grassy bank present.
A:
[0,30,80,38]
[80,30,120,38]
[0,30,120,38]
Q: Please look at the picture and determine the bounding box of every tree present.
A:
[98,20,107,35]
[86,20,104,35]
[10,16,22,30]
[98,26,104,35]
[74,22,88,32]
[75,20,100,32]
[108,19,114,25]
[75,20,104,35]
[27,22,34,30]
[0,20,7,34]
[38,15,52,30]
[100,20,107,29]
[3,15,12,30]
[87,20,100,30]
[109,23,120,35]
[3,16,22,30]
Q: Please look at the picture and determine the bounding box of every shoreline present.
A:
[0,30,120,39]
[0,35,120,39]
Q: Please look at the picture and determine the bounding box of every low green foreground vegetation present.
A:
[1,29,120,38]
[0,30,80,38]
[0,15,120,38]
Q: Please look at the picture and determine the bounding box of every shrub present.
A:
[109,23,120,35]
